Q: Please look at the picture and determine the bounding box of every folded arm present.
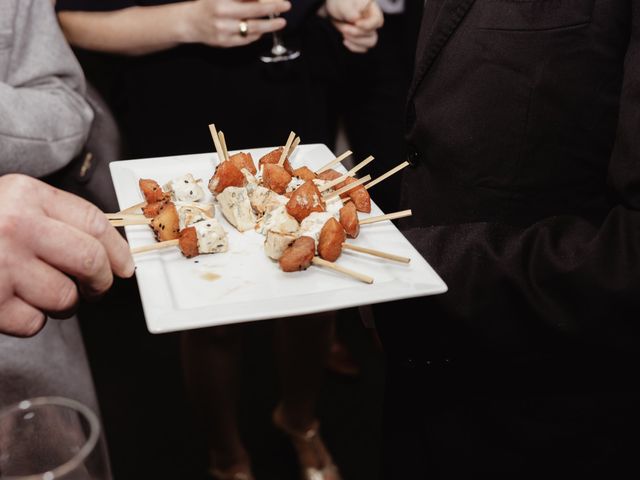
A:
[0,0,93,177]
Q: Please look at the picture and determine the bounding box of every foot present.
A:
[273,406,342,480]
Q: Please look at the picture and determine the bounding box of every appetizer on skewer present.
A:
[216,186,256,232]
[179,219,228,258]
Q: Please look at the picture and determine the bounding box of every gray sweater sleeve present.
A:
[0,0,94,177]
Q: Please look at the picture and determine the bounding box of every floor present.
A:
[78,277,386,480]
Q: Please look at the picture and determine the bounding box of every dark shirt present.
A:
[56,0,337,159]
[56,0,324,31]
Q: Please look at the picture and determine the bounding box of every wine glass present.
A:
[260,13,300,63]
[0,397,112,480]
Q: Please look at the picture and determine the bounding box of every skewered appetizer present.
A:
[164,174,205,202]
[256,204,299,235]
[264,230,299,260]
[216,187,256,232]
[286,180,326,223]
[208,160,246,195]
[262,163,292,195]
[317,217,346,262]
[339,202,359,238]
[179,219,228,258]
[139,175,205,204]
[228,152,257,175]
[150,202,181,241]
[278,236,316,272]
[258,147,294,175]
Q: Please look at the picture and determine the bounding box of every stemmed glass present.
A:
[260,13,300,63]
[0,397,111,480]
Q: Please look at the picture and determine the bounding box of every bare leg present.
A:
[181,324,251,476]
[275,312,339,477]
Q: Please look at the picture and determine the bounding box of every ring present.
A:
[238,20,249,38]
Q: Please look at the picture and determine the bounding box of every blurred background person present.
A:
[0,12,134,480]
[0,0,101,413]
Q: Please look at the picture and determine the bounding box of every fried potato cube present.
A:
[292,166,317,182]
[259,147,294,174]
[285,180,326,223]
[142,200,168,218]
[208,161,246,195]
[139,178,169,204]
[263,163,293,195]
[339,201,360,239]
[150,202,181,241]
[318,218,346,262]
[279,236,316,272]
[229,152,257,175]
[337,177,371,213]
[317,169,343,182]
[179,227,199,258]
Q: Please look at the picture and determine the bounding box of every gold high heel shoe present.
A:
[273,406,342,480]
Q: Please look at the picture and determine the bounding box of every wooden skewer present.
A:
[218,131,230,162]
[278,131,296,167]
[108,202,214,221]
[131,239,179,255]
[318,155,374,193]
[117,201,146,215]
[109,217,151,227]
[324,175,371,200]
[316,150,352,174]
[359,209,413,226]
[208,124,226,163]
[365,161,410,190]
[289,136,301,156]
[105,212,149,220]
[342,243,411,264]
[312,257,374,284]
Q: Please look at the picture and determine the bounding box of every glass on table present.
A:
[0,397,111,480]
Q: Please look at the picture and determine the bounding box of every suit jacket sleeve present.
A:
[0,0,94,177]
[405,4,640,354]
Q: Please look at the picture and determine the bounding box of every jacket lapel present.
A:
[407,0,477,103]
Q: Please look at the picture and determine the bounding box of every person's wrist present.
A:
[175,1,199,44]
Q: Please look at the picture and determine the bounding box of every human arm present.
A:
[0,0,93,177]
[324,0,384,53]
[57,0,292,55]
[0,174,135,337]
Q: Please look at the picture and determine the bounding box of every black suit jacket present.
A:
[377,1,640,477]
[381,0,640,365]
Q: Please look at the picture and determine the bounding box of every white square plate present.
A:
[110,144,447,333]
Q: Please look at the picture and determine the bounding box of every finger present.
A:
[355,5,385,30]
[347,33,378,50]
[216,0,291,20]
[245,17,287,35]
[335,22,376,39]
[224,33,262,47]
[343,38,368,54]
[38,184,135,279]
[0,297,46,338]
[13,258,79,317]
[28,217,114,297]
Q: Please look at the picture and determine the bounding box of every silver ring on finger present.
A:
[238,20,249,38]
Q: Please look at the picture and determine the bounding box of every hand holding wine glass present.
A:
[183,0,291,48]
